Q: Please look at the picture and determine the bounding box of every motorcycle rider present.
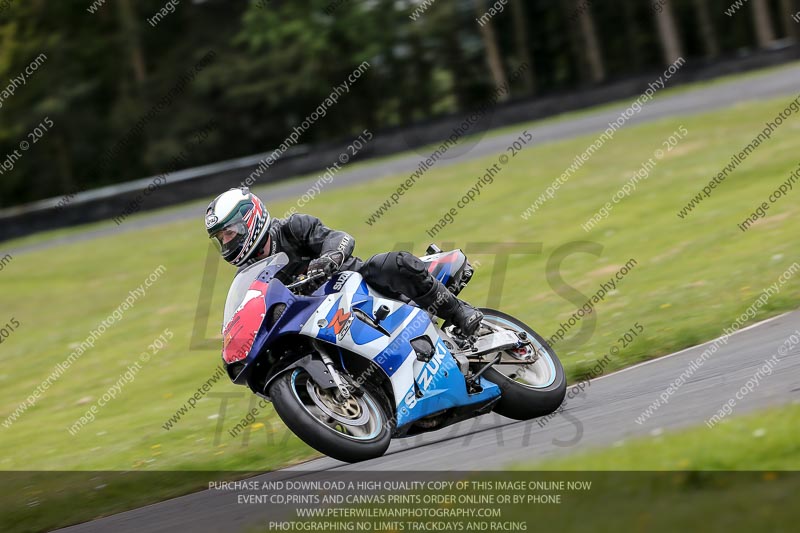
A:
[205,187,483,335]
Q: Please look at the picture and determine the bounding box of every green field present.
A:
[1,81,800,530]
[289,468,800,533]
[2,89,800,471]
[522,403,800,471]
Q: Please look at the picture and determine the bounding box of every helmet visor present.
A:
[210,219,248,261]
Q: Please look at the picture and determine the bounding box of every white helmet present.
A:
[205,187,271,267]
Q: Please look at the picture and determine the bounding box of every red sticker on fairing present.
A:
[426,251,460,272]
[222,280,268,364]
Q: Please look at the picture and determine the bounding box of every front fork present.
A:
[314,340,352,399]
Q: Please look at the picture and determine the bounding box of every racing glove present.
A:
[307,251,343,278]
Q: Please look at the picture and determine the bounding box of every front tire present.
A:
[478,309,566,421]
[269,368,391,463]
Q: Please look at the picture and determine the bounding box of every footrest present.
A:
[454,330,521,358]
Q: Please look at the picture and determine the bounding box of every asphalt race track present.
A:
[56,310,800,532]
[9,61,800,255]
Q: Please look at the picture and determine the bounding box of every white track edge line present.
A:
[589,311,792,383]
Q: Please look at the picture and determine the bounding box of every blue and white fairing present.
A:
[301,271,500,429]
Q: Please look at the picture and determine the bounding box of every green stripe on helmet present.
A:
[206,199,250,235]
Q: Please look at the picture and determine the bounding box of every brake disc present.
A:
[306,380,370,425]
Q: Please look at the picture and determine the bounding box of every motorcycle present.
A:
[221,245,566,463]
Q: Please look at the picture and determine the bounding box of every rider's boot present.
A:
[415,281,484,336]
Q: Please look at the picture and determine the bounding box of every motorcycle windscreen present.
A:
[221,252,287,364]
[222,252,288,325]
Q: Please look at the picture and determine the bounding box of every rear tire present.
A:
[269,368,392,463]
[477,309,566,421]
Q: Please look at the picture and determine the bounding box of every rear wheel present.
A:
[269,368,391,463]
[477,309,566,420]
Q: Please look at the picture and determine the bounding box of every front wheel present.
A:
[477,309,566,421]
[269,368,391,463]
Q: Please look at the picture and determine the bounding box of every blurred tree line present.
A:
[0,0,797,207]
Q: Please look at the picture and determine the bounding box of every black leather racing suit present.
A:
[248,214,439,303]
